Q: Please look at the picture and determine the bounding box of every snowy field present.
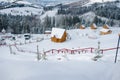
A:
[0,27,120,80]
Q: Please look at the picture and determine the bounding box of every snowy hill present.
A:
[0,0,43,16]
[0,7,43,16]
[26,0,117,6]
[90,0,116,3]
[80,11,120,26]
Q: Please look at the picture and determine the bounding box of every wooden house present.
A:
[80,25,85,29]
[51,28,67,43]
[90,23,97,30]
[103,24,109,29]
[100,28,112,35]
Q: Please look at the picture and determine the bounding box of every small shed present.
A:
[90,23,97,30]
[44,30,51,34]
[103,24,109,29]
[80,25,85,29]
[100,28,112,35]
[51,28,67,43]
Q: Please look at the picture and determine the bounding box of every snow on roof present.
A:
[105,24,109,28]
[100,28,110,32]
[93,23,97,28]
[81,25,85,28]
[45,30,51,32]
[51,28,65,39]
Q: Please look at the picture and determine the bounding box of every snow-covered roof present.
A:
[93,23,97,28]
[104,24,109,28]
[100,28,110,32]
[45,30,51,33]
[51,28,65,39]
[81,25,85,28]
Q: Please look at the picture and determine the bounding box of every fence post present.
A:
[114,35,120,63]
[52,49,53,54]
[91,48,93,53]
[101,50,103,54]
[9,45,12,54]
[42,49,47,60]
[37,45,41,60]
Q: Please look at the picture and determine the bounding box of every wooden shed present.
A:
[90,23,97,30]
[100,28,112,35]
[103,24,109,29]
[80,25,85,29]
[51,28,67,43]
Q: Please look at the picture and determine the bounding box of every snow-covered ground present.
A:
[0,27,120,80]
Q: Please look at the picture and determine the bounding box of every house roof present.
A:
[92,23,97,28]
[103,24,109,28]
[51,28,65,39]
[100,28,110,32]
[81,25,85,28]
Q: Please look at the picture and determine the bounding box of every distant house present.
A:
[103,24,109,29]
[44,30,51,34]
[51,28,67,43]
[90,23,97,30]
[100,28,112,35]
[80,25,85,29]
[1,28,6,34]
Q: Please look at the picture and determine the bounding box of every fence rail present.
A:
[11,45,120,55]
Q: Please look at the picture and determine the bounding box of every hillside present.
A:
[0,0,120,34]
[0,7,43,16]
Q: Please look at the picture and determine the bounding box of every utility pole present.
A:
[114,34,120,63]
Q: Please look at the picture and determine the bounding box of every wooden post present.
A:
[114,34,120,63]
[91,48,93,53]
[9,45,12,54]
[52,49,53,54]
[42,49,47,60]
[37,45,41,60]
[101,50,103,54]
